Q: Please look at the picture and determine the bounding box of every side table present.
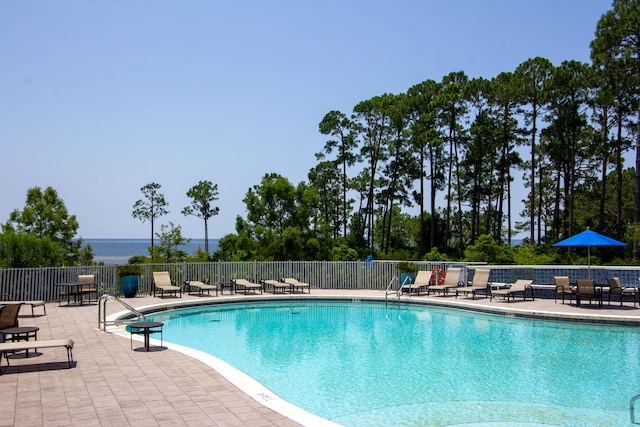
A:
[220,282,235,294]
[1,326,39,356]
[129,321,164,352]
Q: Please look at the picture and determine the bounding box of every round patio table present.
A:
[1,326,39,355]
[129,321,163,352]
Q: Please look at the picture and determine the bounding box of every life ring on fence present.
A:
[430,267,446,285]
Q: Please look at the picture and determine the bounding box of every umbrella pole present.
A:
[588,246,591,279]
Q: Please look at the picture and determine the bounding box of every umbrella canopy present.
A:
[552,229,627,248]
[553,229,626,276]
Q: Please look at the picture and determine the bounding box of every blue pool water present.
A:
[147,301,640,426]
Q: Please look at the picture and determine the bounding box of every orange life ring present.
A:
[431,268,446,285]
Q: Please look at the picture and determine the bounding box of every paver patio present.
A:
[2,289,640,426]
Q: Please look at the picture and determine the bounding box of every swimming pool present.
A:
[146,300,640,426]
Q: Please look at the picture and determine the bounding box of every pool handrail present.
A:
[384,276,400,303]
[98,294,146,331]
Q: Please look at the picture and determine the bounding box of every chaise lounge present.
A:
[428,267,463,296]
[262,279,292,294]
[490,279,534,302]
[401,270,431,296]
[0,332,74,374]
[283,278,311,294]
[456,268,491,299]
[152,272,183,298]
[184,280,218,297]
[233,279,263,295]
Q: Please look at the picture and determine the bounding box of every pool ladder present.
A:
[385,275,413,303]
[98,294,146,332]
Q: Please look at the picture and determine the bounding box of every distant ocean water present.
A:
[83,238,219,265]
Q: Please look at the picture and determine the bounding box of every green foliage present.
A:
[186,247,212,262]
[128,255,149,264]
[0,231,64,268]
[331,244,359,261]
[396,261,419,272]
[2,186,84,266]
[78,245,94,266]
[234,173,323,260]
[422,247,452,262]
[132,183,169,249]
[117,264,143,277]
[464,234,500,263]
[149,222,189,263]
[182,180,220,253]
[513,243,557,265]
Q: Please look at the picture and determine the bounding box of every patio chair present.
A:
[78,274,98,304]
[402,270,431,296]
[428,267,463,296]
[554,276,575,304]
[233,279,263,295]
[606,277,637,307]
[262,279,292,294]
[490,279,534,302]
[0,303,23,330]
[283,278,311,294]
[152,272,182,299]
[456,268,491,299]
[184,280,218,297]
[0,301,46,316]
[575,278,602,308]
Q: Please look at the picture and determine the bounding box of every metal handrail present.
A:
[631,393,640,423]
[98,294,146,332]
[384,276,398,303]
[397,275,414,297]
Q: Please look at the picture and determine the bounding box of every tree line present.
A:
[214,0,640,263]
[0,181,220,267]
[1,1,638,267]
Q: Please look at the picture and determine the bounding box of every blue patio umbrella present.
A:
[553,229,626,274]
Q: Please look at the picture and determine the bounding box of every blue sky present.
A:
[0,1,613,239]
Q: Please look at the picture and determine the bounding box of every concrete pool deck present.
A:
[2,289,640,426]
